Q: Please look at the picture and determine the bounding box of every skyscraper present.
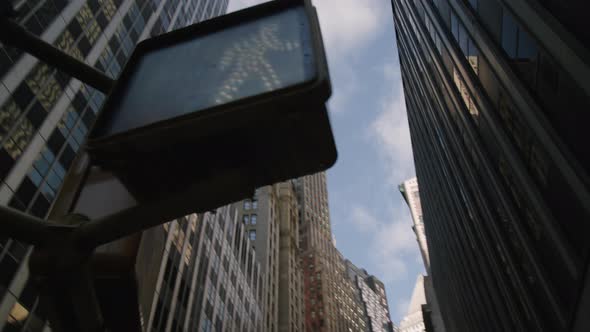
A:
[392,0,590,331]
[294,172,396,332]
[140,207,264,332]
[0,0,228,330]
[294,172,339,331]
[232,182,305,332]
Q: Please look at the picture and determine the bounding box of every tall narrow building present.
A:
[392,0,590,331]
[294,172,339,332]
[294,172,396,332]
[232,181,305,332]
[399,177,429,270]
[0,0,228,330]
[234,186,280,331]
[276,182,305,332]
[399,275,427,332]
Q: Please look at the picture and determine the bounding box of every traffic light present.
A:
[86,0,337,215]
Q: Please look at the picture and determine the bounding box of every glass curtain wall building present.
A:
[140,207,264,332]
[0,0,228,331]
[392,0,590,331]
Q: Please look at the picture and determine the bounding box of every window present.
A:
[244,200,251,210]
[47,129,65,155]
[466,34,479,74]
[501,10,537,60]
[31,194,50,217]
[252,199,258,209]
[458,23,468,55]
[450,12,479,75]
[249,230,256,241]
[5,301,29,330]
[201,318,212,332]
[243,215,250,225]
[12,84,35,111]
[0,254,19,286]
[46,170,62,191]
[60,144,76,168]
[250,215,257,225]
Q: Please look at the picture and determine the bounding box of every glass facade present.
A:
[393,0,590,331]
[146,207,263,332]
[0,0,228,331]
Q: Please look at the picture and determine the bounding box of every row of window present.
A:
[0,0,231,330]
[242,214,257,225]
[401,0,583,329]
[0,0,71,78]
[0,1,146,331]
[397,42,501,329]
[402,0,540,328]
[462,0,590,221]
[243,199,258,210]
[435,0,589,275]
[155,212,261,332]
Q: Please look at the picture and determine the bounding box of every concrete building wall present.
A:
[334,254,370,332]
[399,275,426,332]
[277,182,304,332]
[399,178,429,271]
[295,172,339,332]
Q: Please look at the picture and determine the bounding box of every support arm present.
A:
[0,18,114,94]
[0,205,74,246]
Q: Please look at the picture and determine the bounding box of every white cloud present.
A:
[316,0,387,113]
[327,65,358,113]
[381,62,400,81]
[368,78,414,185]
[395,297,410,319]
[314,0,384,56]
[228,0,385,55]
[349,205,419,283]
[351,206,380,232]
[374,212,417,258]
[227,0,388,114]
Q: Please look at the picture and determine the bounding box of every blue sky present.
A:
[229,0,424,324]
